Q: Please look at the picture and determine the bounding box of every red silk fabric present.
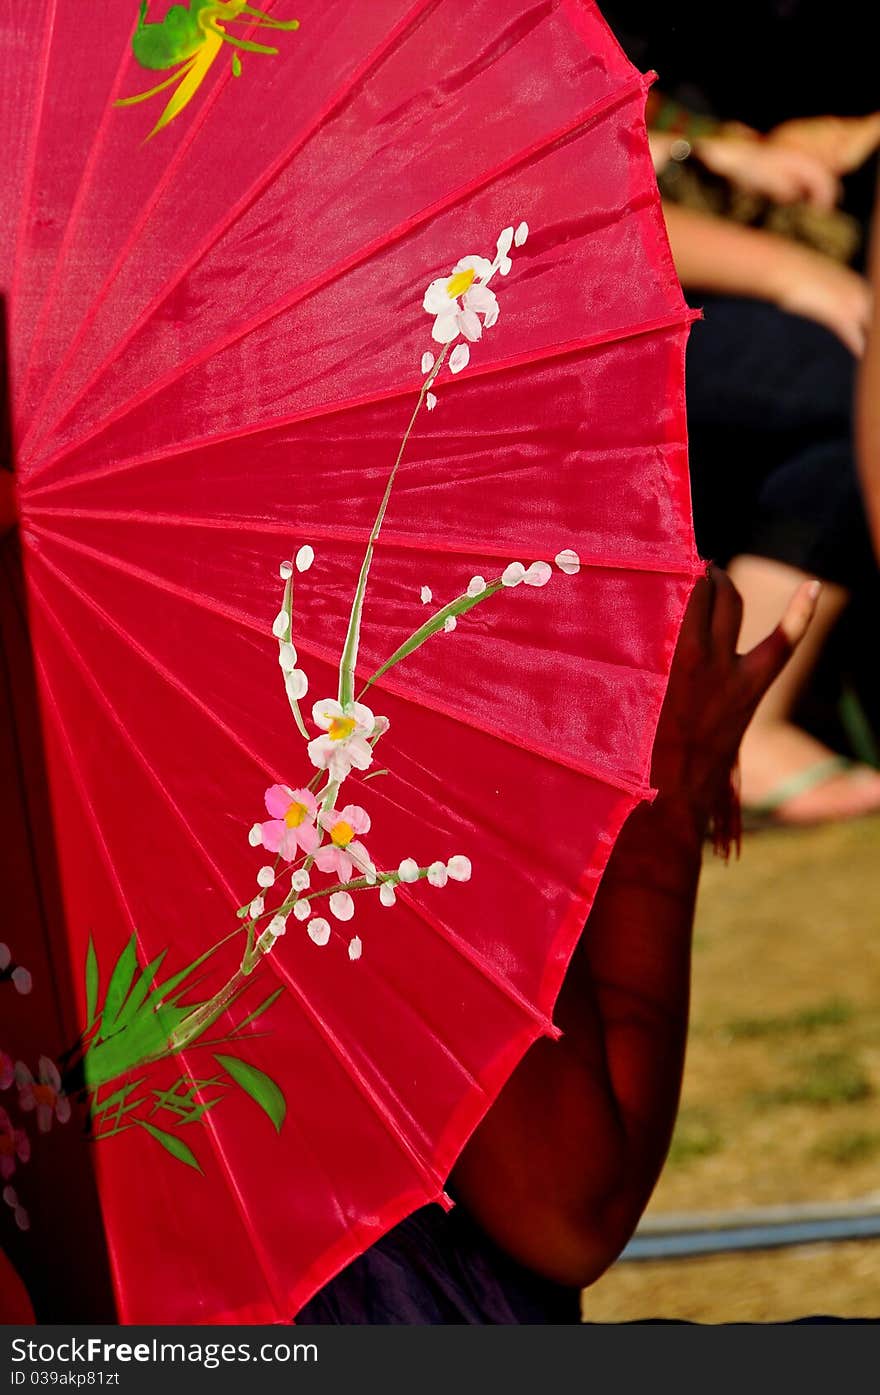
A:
[1,0,701,1321]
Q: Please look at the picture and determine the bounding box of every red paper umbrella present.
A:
[0,0,701,1322]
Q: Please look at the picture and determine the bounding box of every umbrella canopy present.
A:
[0,0,701,1322]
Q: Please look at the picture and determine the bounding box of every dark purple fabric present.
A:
[294,1203,581,1325]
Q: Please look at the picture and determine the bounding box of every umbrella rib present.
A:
[32,546,293,781]
[30,647,139,935]
[22,70,650,481]
[26,502,700,578]
[25,308,695,499]
[27,569,243,907]
[14,5,150,427]
[19,0,440,461]
[28,519,668,793]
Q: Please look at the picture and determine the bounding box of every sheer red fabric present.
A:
[1,0,701,1321]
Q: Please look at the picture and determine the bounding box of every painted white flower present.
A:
[329,891,355,922]
[501,562,526,587]
[398,858,420,884]
[427,861,448,888]
[348,936,363,961]
[272,609,290,639]
[278,642,298,672]
[523,561,552,587]
[423,256,499,345]
[248,823,263,848]
[449,343,470,374]
[257,866,275,889]
[446,855,472,882]
[421,351,435,374]
[285,669,308,701]
[293,900,311,922]
[308,918,331,947]
[554,549,581,575]
[426,392,438,411]
[308,699,375,780]
[268,914,288,937]
[295,545,314,573]
[279,560,293,580]
[444,615,457,633]
[467,576,487,597]
[420,586,433,604]
[379,881,397,907]
[292,868,310,892]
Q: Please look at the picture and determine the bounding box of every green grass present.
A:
[810,1129,880,1166]
[752,1050,872,1109]
[667,1110,723,1166]
[724,998,855,1041]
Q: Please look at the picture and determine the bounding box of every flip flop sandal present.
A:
[741,754,857,832]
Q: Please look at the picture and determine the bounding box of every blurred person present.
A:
[644,94,880,825]
[296,570,819,1322]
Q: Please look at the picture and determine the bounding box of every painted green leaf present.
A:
[110,949,168,1036]
[85,934,99,1029]
[137,1120,202,1173]
[361,581,503,692]
[101,934,140,1033]
[234,987,284,1035]
[215,1054,286,1133]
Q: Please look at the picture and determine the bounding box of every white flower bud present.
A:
[501,562,526,587]
[379,881,397,907]
[268,914,288,937]
[496,225,514,255]
[444,615,457,633]
[279,561,293,580]
[330,891,355,922]
[467,576,486,597]
[257,865,275,889]
[293,900,311,921]
[12,968,32,996]
[248,823,263,847]
[308,918,331,947]
[292,869,310,891]
[398,858,420,884]
[554,549,581,575]
[285,669,308,700]
[272,609,290,639]
[420,586,432,604]
[348,936,363,961]
[514,221,529,247]
[523,561,552,588]
[426,392,438,411]
[278,641,298,671]
[446,855,472,882]
[421,351,435,374]
[295,545,315,572]
[249,896,265,919]
[449,343,470,374]
[427,861,448,888]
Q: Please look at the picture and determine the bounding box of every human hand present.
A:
[769,113,880,176]
[694,135,840,209]
[651,567,819,828]
[768,245,872,356]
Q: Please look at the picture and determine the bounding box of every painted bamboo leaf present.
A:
[85,934,99,1029]
[101,934,140,1033]
[215,1054,286,1133]
[234,987,284,1035]
[111,949,168,1035]
[361,581,503,691]
[137,1120,202,1173]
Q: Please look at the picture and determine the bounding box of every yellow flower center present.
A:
[446,267,475,299]
[328,715,357,741]
[331,820,354,848]
[284,800,309,829]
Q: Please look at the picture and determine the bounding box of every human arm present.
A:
[450,569,819,1287]
[856,183,880,560]
[662,203,872,357]
[769,113,880,177]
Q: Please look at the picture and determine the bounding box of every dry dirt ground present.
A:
[582,816,880,1322]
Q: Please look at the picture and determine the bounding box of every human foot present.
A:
[739,720,880,826]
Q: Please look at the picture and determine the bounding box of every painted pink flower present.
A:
[315,806,374,884]
[259,785,319,860]
[0,1107,30,1181]
[15,1057,71,1134]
